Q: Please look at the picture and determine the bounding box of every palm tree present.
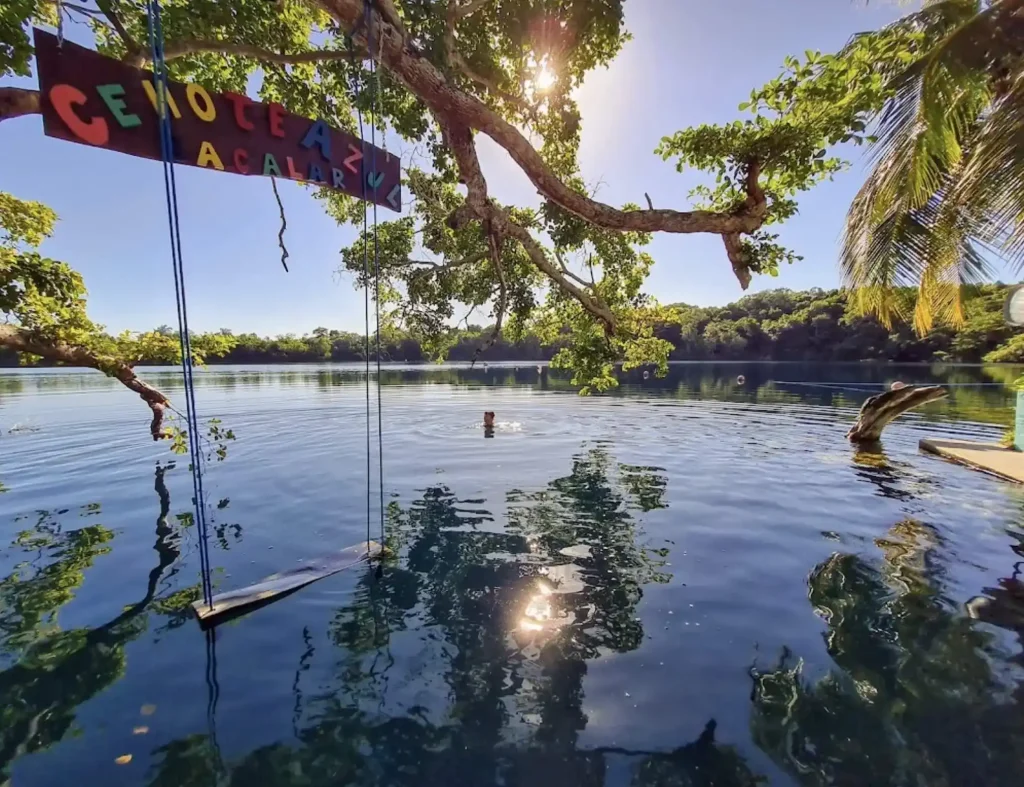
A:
[841,0,1024,334]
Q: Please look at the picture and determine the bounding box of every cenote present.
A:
[2,361,1024,786]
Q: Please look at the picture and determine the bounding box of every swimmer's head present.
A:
[483,411,495,427]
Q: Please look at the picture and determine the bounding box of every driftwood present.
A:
[847,385,947,443]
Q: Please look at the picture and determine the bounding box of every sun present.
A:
[525,54,558,99]
[533,63,557,92]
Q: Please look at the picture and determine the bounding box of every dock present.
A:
[919,438,1024,484]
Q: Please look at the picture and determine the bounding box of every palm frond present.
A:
[842,173,994,330]
[952,67,1024,269]
[839,0,1024,333]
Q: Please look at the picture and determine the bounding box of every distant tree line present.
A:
[2,285,1023,369]
[661,284,1024,364]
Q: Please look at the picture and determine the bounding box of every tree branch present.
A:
[374,0,407,38]
[319,0,767,238]
[436,115,617,332]
[470,226,508,365]
[455,0,491,20]
[722,233,753,290]
[444,0,537,121]
[0,325,170,440]
[95,0,142,59]
[393,250,488,271]
[0,87,40,124]
[847,385,948,443]
[554,249,595,289]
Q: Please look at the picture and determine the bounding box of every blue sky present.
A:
[2,0,931,336]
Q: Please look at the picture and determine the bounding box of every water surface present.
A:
[2,362,1023,786]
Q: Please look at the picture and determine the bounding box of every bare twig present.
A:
[125,38,364,68]
[95,0,142,58]
[60,3,104,19]
[393,250,488,271]
[470,229,508,366]
[645,192,654,210]
[455,0,491,20]
[271,177,290,273]
[554,249,595,288]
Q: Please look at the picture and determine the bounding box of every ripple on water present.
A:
[0,363,1022,786]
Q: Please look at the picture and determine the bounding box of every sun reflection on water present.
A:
[520,580,555,632]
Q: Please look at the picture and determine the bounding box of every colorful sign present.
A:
[32,28,401,211]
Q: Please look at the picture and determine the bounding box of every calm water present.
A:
[2,362,1024,786]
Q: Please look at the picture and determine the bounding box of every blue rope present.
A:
[145,0,214,609]
[368,4,385,549]
[350,5,373,553]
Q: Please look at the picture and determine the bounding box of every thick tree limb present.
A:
[439,116,617,332]
[846,385,948,443]
[319,0,767,237]
[0,87,40,123]
[0,325,170,440]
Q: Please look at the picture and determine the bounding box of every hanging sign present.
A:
[32,28,401,212]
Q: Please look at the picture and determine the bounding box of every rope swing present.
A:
[348,0,386,554]
[145,0,215,611]
[141,0,388,624]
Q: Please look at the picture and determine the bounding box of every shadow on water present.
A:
[749,517,1024,785]
[3,438,1024,785]
[0,444,774,785]
[0,463,203,781]
[141,444,767,786]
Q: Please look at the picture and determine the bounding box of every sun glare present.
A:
[525,54,558,101]
[534,63,557,92]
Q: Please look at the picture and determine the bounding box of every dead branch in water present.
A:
[847,385,947,443]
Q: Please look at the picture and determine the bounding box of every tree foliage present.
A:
[4,284,1021,371]
[840,0,1024,333]
[1,0,1020,401]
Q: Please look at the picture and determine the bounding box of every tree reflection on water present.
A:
[140,445,768,785]
[4,444,1024,786]
[0,464,197,782]
[750,518,1024,785]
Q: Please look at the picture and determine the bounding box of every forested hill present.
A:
[3,285,1023,368]
[663,284,1024,364]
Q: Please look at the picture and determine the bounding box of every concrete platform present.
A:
[919,438,1024,484]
